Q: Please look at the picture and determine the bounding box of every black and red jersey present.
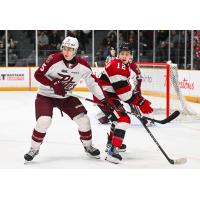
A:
[98,58,138,104]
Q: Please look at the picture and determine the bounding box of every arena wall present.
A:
[0,67,199,103]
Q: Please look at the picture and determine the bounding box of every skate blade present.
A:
[24,160,31,165]
[105,148,126,153]
[86,152,100,159]
[105,155,121,164]
[118,148,126,152]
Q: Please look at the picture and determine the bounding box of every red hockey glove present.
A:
[131,95,153,114]
[139,99,153,114]
[50,79,65,96]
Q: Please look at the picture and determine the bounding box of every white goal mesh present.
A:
[132,62,200,121]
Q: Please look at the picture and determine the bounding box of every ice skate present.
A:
[81,140,100,159]
[84,145,100,159]
[24,147,39,162]
[105,133,126,152]
[105,146,122,164]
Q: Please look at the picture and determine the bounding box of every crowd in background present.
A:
[0,31,19,66]
[0,30,199,70]
[194,30,200,68]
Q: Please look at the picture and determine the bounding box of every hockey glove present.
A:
[100,98,126,115]
[100,98,115,112]
[131,96,153,114]
[50,79,65,96]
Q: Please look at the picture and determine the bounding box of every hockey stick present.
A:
[67,92,180,124]
[132,106,187,165]
[69,92,186,165]
[127,110,180,124]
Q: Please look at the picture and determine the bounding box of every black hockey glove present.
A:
[100,98,114,112]
[100,98,126,115]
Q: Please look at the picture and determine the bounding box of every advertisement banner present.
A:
[0,67,199,102]
[0,67,29,87]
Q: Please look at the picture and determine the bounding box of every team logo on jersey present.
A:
[57,73,77,91]
[61,69,68,73]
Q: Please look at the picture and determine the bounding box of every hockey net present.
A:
[133,62,200,121]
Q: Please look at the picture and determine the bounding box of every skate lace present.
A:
[28,148,38,156]
[109,147,119,155]
[86,145,96,153]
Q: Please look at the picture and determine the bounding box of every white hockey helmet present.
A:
[61,36,79,54]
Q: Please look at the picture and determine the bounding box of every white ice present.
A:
[0,91,200,169]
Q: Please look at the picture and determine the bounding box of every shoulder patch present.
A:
[44,52,62,65]
[46,54,54,63]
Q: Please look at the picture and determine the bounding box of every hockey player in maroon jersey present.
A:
[96,43,153,164]
[24,36,108,162]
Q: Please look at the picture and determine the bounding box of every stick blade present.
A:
[161,110,180,124]
[174,157,187,165]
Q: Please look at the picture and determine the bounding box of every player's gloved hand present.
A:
[50,79,65,96]
[100,98,114,111]
[131,95,153,114]
[139,99,153,114]
[100,98,126,115]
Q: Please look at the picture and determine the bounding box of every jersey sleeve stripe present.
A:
[102,85,115,93]
[112,80,129,90]
[109,74,128,83]
[124,92,138,104]
[100,73,110,82]
[115,85,132,95]
[118,90,133,101]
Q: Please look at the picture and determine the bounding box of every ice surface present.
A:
[0,91,200,169]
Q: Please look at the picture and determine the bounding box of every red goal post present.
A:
[135,62,176,117]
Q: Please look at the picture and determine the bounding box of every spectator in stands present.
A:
[49,30,61,52]
[105,47,116,65]
[7,32,18,49]
[129,31,137,41]
[129,37,137,60]
[0,31,5,65]
[27,50,36,66]
[194,31,200,69]
[118,32,124,46]
[177,30,187,68]
[157,41,168,62]
[26,30,35,45]
[80,50,89,63]
[38,31,49,56]
[7,32,18,66]
[8,49,18,66]
[194,43,200,69]
[170,30,179,63]
[0,40,5,66]
[77,31,89,53]
[106,30,117,41]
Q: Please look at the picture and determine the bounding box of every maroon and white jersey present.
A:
[98,58,137,104]
[35,52,105,100]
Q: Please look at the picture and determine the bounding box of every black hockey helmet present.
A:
[119,42,131,53]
